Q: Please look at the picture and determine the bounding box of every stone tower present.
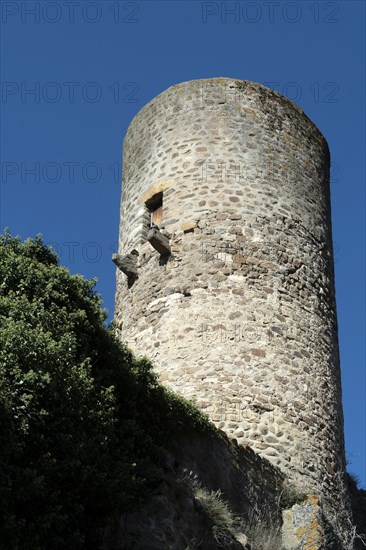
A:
[114,79,347,513]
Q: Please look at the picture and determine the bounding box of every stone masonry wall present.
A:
[114,79,348,524]
[105,431,285,549]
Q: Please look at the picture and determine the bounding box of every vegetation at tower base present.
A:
[0,232,213,549]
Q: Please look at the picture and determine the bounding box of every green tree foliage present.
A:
[0,232,212,549]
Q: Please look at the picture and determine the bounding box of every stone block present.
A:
[281,495,324,549]
[112,251,138,279]
[181,221,198,232]
[147,229,171,256]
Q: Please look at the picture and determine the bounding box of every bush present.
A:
[183,472,243,546]
[0,232,213,549]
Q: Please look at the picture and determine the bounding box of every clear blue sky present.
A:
[1,1,365,487]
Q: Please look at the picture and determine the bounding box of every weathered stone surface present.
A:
[282,495,324,549]
[114,78,351,542]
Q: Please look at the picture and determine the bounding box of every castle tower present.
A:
[114,79,347,510]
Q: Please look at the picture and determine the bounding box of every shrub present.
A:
[0,232,213,549]
[183,472,243,546]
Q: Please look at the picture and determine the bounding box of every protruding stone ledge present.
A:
[112,250,139,281]
[147,229,171,256]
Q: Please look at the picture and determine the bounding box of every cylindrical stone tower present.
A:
[114,79,348,518]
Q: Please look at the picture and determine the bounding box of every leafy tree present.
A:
[0,231,212,549]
